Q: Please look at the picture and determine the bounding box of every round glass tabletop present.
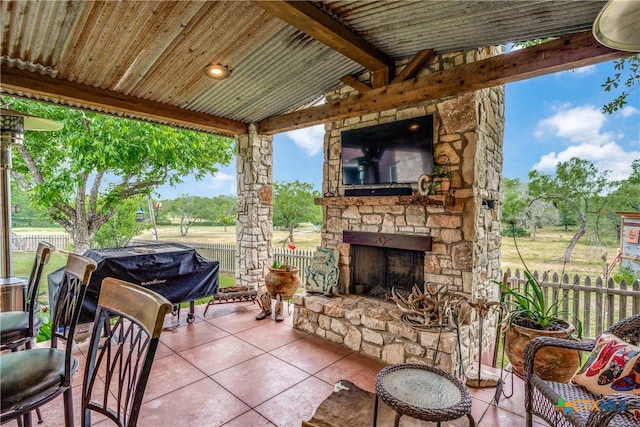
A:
[381,367,463,410]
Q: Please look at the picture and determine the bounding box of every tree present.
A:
[211,195,237,231]
[3,97,234,252]
[502,177,528,225]
[168,195,213,236]
[273,181,321,244]
[527,158,610,262]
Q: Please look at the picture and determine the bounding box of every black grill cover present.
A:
[48,243,219,323]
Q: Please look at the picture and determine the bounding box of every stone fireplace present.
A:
[292,46,505,373]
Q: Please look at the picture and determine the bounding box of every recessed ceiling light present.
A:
[204,64,231,80]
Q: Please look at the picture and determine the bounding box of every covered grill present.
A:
[48,243,219,324]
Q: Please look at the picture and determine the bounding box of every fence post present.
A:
[607,277,616,327]
[595,277,604,336]
[583,276,592,339]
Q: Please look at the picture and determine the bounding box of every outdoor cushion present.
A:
[0,311,42,344]
[571,333,640,418]
[0,348,78,409]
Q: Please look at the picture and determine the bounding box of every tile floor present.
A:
[12,300,547,426]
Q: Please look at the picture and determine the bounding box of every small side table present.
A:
[373,363,475,427]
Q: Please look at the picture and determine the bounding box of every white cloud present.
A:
[532,104,640,180]
[620,105,640,118]
[533,141,640,181]
[535,104,612,144]
[206,171,236,195]
[285,125,324,156]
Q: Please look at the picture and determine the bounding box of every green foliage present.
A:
[501,225,529,237]
[10,183,58,227]
[502,177,528,225]
[167,195,213,236]
[273,181,322,243]
[36,306,52,343]
[162,195,237,234]
[601,55,640,114]
[431,154,451,177]
[613,266,640,284]
[93,195,149,248]
[2,96,234,252]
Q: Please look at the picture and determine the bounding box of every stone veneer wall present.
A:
[235,124,274,288]
[293,47,505,372]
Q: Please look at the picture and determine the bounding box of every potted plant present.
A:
[265,260,301,300]
[498,226,583,382]
[430,154,451,194]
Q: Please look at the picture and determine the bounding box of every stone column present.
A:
[235,124,273,288]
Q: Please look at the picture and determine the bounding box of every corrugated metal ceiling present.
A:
[1,0,607,133]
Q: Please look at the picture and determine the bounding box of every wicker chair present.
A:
[524,314,640,427]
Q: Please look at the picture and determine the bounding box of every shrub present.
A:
[501,226,529,237]
[613,266,640,284]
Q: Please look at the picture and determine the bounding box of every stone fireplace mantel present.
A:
[315,194,456,207]
[343,230,432,251]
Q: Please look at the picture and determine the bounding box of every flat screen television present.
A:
[341,115,434,186]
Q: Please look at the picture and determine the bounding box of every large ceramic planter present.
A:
[505,319,581,382]
[264,266,301,299]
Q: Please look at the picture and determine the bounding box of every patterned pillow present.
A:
[571,333,640,419]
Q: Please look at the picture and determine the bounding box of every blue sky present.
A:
[156,58,639,199]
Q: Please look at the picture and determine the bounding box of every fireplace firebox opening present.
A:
[350,245,425,300]
[343,231,431,301]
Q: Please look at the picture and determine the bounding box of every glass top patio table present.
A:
[373,363,475,427]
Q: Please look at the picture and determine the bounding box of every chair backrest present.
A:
[82,277,173,427]
[605,313,640,345]
[24,241,54,337]
[49,252,97,386]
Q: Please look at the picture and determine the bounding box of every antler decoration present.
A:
[393,284,471,330]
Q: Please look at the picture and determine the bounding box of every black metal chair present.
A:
[81,277,173,427]
[0,241,54,351]
[524,314,640,427]
[0,252,97,427]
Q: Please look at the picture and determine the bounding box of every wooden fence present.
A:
[503,268,640,340]
[11,234,72,252]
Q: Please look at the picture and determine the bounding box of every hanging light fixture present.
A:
[204,64,231,80]
[593,0,640,52]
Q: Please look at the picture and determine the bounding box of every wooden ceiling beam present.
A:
[392,49,436,84]
[255,1,392,72]
[0,66,248,136]
[257,31,632,135]
[340,76,372,93]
